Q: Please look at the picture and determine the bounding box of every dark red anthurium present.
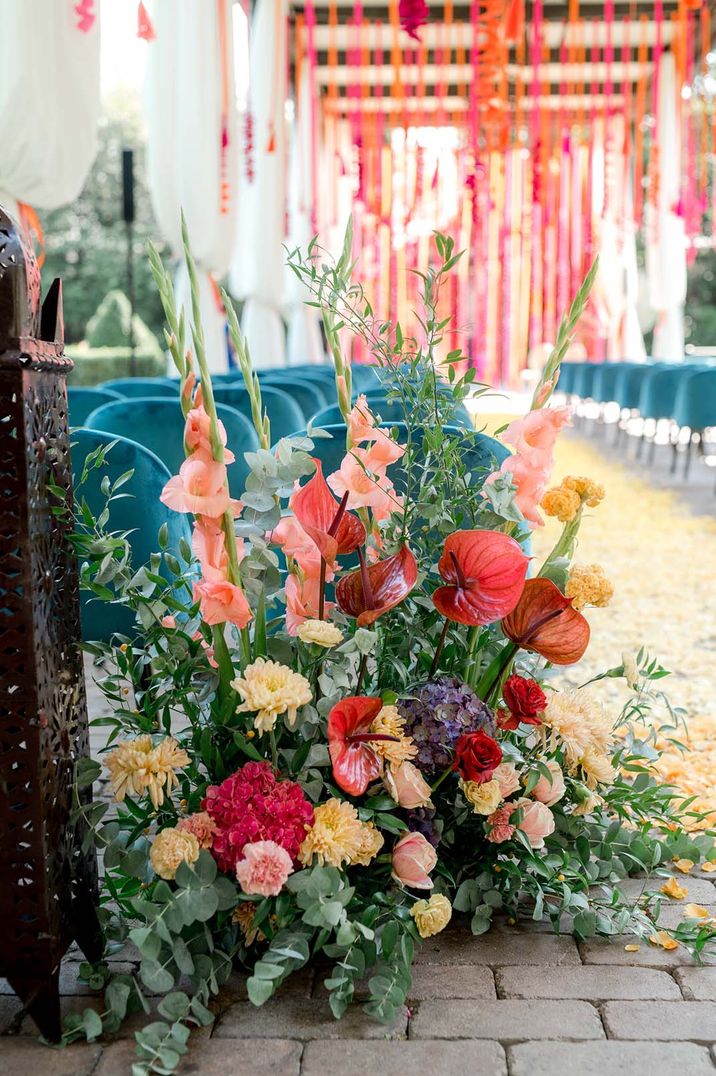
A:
[501,577,590,666]
[327,696,397,796]
[292,459,366,564]
[431,530,529,626]
[336,545,418,627]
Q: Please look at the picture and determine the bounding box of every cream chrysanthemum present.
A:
[297,619,344,648]
[460,778,503,815]
[233,658,312,734]
[352,821,385,866]
[542,689,616,788]
[565,564,614,611]
[298,798,366,867]
[149,827,200,880]
[370,705,417,765]
[580,747,616,790]
[105,735,189,810]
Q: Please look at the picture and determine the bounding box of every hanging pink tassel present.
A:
[74,0,95,33]
[399,0,429,42]
[137,1,156,40]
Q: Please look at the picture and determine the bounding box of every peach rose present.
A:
[513,797,555,848]
[531,761,566,807]
[493,762,521,798]
[384,761,433,809]
[193,578,252,628]
[161,457,230,518]
[391,831,437,890]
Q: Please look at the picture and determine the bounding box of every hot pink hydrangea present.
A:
[203,761,314,874]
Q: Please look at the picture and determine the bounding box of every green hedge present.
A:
[66,344,166,386]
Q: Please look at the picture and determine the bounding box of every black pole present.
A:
[122,148,136,377]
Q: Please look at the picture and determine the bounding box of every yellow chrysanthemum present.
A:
[299,798,366,868]
[351,821,385,867]
[460,778,503,816]
[410,894,453,938]
[149,827,199,880]
[579,747,616,790]
[105,735,189,810]
[563,475,605,507]
[541,486,581,523]
[565,564,614,611]
[233,658,312,734]
[297,620,344,648]
[370,705,417,765]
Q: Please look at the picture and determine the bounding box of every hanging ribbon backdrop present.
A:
[293,0,715,378]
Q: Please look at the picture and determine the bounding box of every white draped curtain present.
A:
[0,0,100,216]
[230,0,288,367]
[144,0,238,372]
[647,53,687,360]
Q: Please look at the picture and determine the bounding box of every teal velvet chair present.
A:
[257,372,328,419]
[68,386,122,426]
[672,368,716,480]
[71,429,192,642]
[102,377,180,398]
[214,383,304,443]
[84,397,259,496]
[308,393,473,431]
[571,363,599,399]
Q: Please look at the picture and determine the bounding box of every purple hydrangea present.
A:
[398,676,495,773]
[405,806,442,848]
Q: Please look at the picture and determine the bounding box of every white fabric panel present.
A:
[0,0,100,209]
[144,0,238,372]
[230,0,288,367]
[647,52,687,360]
[285,65,325,366]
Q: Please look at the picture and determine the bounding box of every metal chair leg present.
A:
[670,425,679,475]
[683,432,693,481]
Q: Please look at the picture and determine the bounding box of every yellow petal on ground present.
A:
[683,903,711,919]
[701,861,716,873]
[624,943,641,952]
[672,859,695,874]
[660,877,688,900]
[648,930,680,951]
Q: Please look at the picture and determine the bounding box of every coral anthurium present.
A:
[432,530,529,626]
[292,459,366,564]
[327,696,396,796]
[501,577,590,665]
[336,545,418,627]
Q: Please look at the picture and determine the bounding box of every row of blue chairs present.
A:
[560,359,716,482]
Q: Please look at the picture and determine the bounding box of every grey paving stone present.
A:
[407,964,496,1000]
[301,1039,507,1076]
[508,1040,715,1076]
[608,877,716,904]
[214,968,314,1005]
[413,927,580,966]
[496,965,681,1000]
[601,1000,716,1042]
[652,903,716,929]
[95,1037,302,1076]
[675,967,716,1000]
[0,1040,101,1076]
[410,999,604,1041]
[0,996,23,1035]
[579,936,715,969]
[213,998,407,1040]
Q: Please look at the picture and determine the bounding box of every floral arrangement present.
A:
[66,225,714,1073]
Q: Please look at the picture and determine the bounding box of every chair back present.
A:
[639,364,710,420]
[672,369,716,430]
[257,373,328,417]
[214,383,305,441]
[68,386,122,426]
[309,393,472,430]
[102,377,180,398]
[70,429,192,642]
[84,397,259,496]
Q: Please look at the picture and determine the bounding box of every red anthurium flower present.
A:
[499,674,547,731]
[327,696,395,796]
[432,530,529,626]
[501,577,590,666]
[292,459,366,564]
[336,545,418,627]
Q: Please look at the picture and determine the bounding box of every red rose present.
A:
[500,674,547,731]
[452,730,502,784]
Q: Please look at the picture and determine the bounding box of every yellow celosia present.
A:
[410,894,452,938]
[565,564,614,611]
[541,486,581,523]
[149,827,199,880]
[299,798,366,868]
[460,778,503,816]
[351,821,385,866]
[563,475,605,507]
[233,658,312,734]
[370,705,417,765]
[105,735,189,810]
[297,619,344,648]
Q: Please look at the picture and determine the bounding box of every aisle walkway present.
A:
[1,424,716,1075]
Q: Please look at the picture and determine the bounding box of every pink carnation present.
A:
[177,811,217,850]
[486,804,516,844]
[203,761,314,874]
[236,839,294,897]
